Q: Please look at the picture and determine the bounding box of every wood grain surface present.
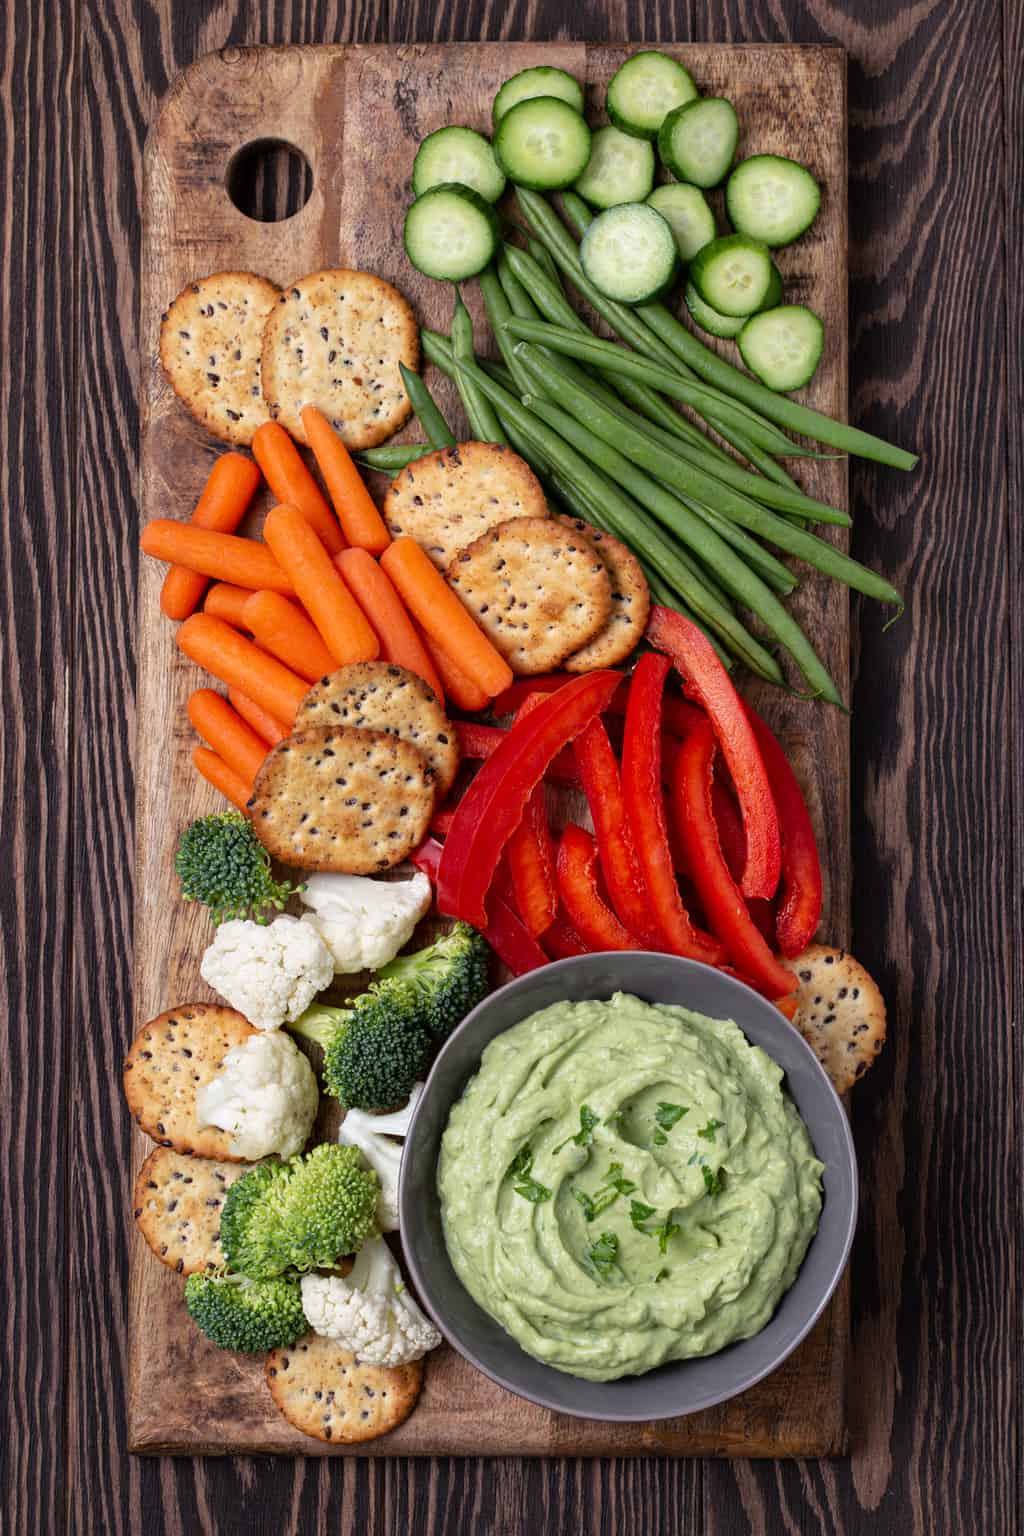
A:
[133,37,848,1461]
[1,0,1018,1532]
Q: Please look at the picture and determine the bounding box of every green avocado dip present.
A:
[438,993,824,1381]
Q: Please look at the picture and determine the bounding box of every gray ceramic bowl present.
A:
[399,952,857,1422]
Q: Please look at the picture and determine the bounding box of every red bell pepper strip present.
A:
[437,671,621,927]
[492,674,578,713]
[556,825,645,951]
[505,697,559,937]
[743,704,823,958]
[411,837,547,975]
[707,779,777,942]
[430,807,456,838]
[574,718,663,946]
[646,604,780,900]
[671,717,796,998]
[454,719,581,787]
[542,912,593,959]
[621,653,724,964]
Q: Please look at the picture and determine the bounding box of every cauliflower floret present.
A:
[337,1085,424,1232]
[300,1237,441,1366]
[300,870,431,974]
[200,914,334,1031]
[195,1032,319,1160]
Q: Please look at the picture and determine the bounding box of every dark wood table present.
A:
[4,2,1019,1532]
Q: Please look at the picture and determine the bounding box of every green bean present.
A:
[478,268,534,398]
[684,502,796,595]
[451,290,506,444]
[527,235,562,289]
[505,323,848,523]
[398,362,455,450]
[356,443,435,471]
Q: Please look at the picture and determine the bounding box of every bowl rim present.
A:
[399,951,858,1422]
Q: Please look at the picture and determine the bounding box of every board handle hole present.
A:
[226,139,313,223]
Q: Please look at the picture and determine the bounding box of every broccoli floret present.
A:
[290,992,433,1111]
[176,811,302,924]
[377,922,490,1042]
[184,1271,307,1352]
[220,1143,379,1281]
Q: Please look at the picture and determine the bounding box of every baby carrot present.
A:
[176,614,309,725]
[141,521,294,594]
[334,547,443,698]
[301,406,391,554]
[242,589,337,683]
[262,503,379,666]
[204,582,255,629]
[252,422,345,556]
[414,622,490,712]
[229,687,289,747]
[187,688,267,785]
[192,745,254,813]
[160,453,261,621]
[381,537,513,698]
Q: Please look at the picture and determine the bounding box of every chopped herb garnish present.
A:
[697,1118,724,1141]
[655,1268,670,1283]
[587,1231,619,1279]
[603,1162,637,1196]
[653,1101,688,1145]
[702,1166,725,1197]
[654,1218,680,1254]
[573,1162,637,1221]
[629,1199,657,1230]
[504,1144,552,1203]
[687,1150,704,1167]
[554,1104,600,1154]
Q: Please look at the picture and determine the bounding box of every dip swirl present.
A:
[438,993,824,1381]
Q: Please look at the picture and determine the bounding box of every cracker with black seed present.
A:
[296,662,459,796]
[446,516,612,675]
[249,726,435,874]
[265,1333,424,1443]
[133,1146,248,1276]
[123,1005,256,1159]
[260,269,418,449]
[383,442,548,570]
[556,515,650,671]
[159,271,280,445]
[782,945,887,1093]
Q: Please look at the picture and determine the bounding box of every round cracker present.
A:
[446,517,612,676]
[383,442,549,570]
[557,515,651,671]
[265,1332,423,1443]
[249,725,436,874]
[261,269,418,449]
[123,1004,256,1159]
[159,271,280,445]
[781,945,888,1093]
[133,1146,249,1276]
[296,662,459,796]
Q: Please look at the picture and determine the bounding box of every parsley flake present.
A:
[654,1218,680,1254]
[630,1199,657,1230]
[587,1231,620,1279]
[554,1104,600,1154]
[653,1102,688,1145]
[702,1166,725,1197]
[504,1144,552,1204]
[655,1268,670,1283]
[697,1118,724,1141]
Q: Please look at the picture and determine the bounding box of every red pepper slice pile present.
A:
[743,704,823,957]
[646,605,780,900]
[671,717,796,998]
[574,717,663,946]
[622,653,724,964]
[556,825,644,951]
[438,670,621,927]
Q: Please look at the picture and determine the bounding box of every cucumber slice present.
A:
[493,96,592,191]
[403,183,500,281]
[412,126,506,203]
[685,262,783,339]
[658,97,739,188]
[688,233,773,317]
[574,124,655,209]
[646,183,716,261]
[605,50,698,140]
[492,66,584,126]
[738,305,824,391]
[726,154,821,247]
[580,202,678,304]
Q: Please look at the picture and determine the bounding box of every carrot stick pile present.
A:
[140,414,513,808]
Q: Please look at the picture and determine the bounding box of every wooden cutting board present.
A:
[132,40,850,1457]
